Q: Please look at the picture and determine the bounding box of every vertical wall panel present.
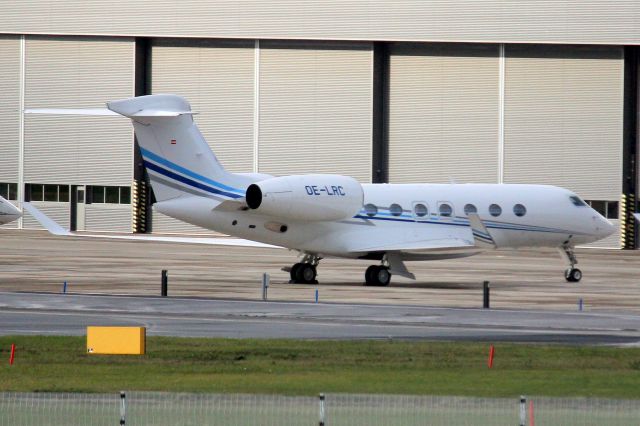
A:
[0,36,20,183]
[503,45,623,199]
[388,43,500,184]
[24,37,134,186]
[85,205,132,232]
[151,39,254,234]
[258,41,372,182]
[504,45,623,248]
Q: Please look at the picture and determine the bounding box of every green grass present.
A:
[1,336,639,397]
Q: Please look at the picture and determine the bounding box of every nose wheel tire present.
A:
[290,262,318,284]
[565,267,582,283]
[365,265,391,287]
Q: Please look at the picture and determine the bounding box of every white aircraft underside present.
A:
[23,94,616,286]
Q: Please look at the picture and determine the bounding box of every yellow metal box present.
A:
[86,326,146,355]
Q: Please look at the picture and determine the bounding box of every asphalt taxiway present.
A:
[1,292,638,344]
[0,229,639,344]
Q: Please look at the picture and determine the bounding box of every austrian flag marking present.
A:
[170,139,177,145]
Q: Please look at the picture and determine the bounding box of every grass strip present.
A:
[1,336,639,397]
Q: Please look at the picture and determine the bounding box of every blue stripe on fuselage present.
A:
[145,160,242,199]
[140,147,244,195]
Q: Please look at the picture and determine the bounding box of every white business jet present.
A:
[26,94,615,286]
[0,195,21,225]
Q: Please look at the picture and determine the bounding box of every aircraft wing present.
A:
[347,237,475,254]
[23,202,281,249]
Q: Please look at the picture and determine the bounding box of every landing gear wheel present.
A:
[565,268,582,283]
[290,263,303,282]
[364,265,391,287]
[365,265,377,286]
[295,263,317,284]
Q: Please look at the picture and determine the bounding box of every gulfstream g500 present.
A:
[25,94,615,286]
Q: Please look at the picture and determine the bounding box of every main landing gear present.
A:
[365,265,391,286]
[559,245,582,283]
[288,254,321,284]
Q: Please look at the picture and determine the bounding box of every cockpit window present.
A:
[569,195,587,207]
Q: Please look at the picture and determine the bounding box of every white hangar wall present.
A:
[21,37,134,232]
[150,39,373,234]
[2,1,640,45]
[0,32,628,247]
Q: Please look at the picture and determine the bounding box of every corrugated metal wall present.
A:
[503,45,623,199]
[2,2,640,45]
[258,41,372,181]
[388,43,499,184]
[0,36,20,183]
[85,205,132,232]
[151,39,255,172]
[22,201,69,230]
[150,39,255,234]
[24,37,134,186]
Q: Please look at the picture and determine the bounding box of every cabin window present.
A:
[389,204,403,217]
[513,204,526,217]
[489,204,502,217]
[364,203,378,217]
[464,204,477,215]
[439,203,453,217]
[414,203,428,217]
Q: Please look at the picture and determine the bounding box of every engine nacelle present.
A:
[245,174,364,222]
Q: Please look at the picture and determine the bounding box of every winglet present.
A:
[467,213,497,249]
[634,213,640,223]
[23,203,72,236]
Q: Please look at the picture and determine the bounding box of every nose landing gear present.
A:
[559,245,582,282]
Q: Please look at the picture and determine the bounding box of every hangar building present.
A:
[0,2,638,249]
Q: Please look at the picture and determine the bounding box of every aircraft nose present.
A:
[594,215,615,238]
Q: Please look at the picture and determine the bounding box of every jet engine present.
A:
[245,174,364,221]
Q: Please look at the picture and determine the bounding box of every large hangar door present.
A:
[151,39,255,234]
[258,41,373,182]
[23,37,134,231]
[0,36,20,229]
[504,45,623,248]
[388,43,500,184]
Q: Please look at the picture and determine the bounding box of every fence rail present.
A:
[1,392,638,425]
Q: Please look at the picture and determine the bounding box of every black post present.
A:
[372,42,389,183]
[119,391,126,425]
[161,270,168,297]
[483,281,490,309]
[623,46,639,249]
[319,393,326,426]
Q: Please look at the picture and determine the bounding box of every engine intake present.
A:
[245,174,363,222]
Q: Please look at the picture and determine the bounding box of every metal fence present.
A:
[0,392,639,425]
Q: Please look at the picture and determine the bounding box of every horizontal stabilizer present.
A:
[24,108,120,116]
[24,107,196,118]
[467,213,497,249]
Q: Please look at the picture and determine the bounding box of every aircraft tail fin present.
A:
[107,94,252,203]
[467,213,497,249]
